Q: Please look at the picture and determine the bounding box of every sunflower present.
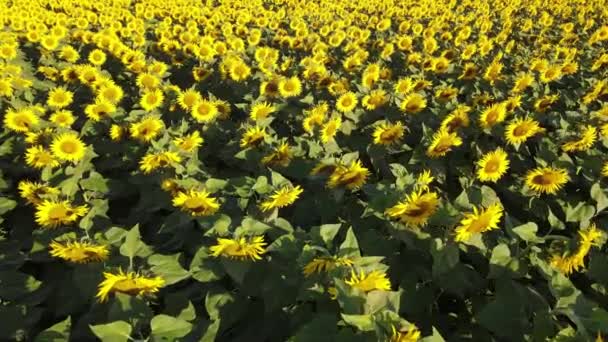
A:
[394,77,414,95]
[4,108,39,133]
[47,87,74,109]
[129,116,164,142]
[345,269,391,292]
[260,185,303,212]
[373,122,405,145]
[261,142,292,167]
[191,99,219,123]
[136,72,160,90]
[476,148,510,182]
[320,117,342,143]
[603,162,608,177]
[25,145,60,169]
[50,110,75,127]
[139,151,182,174]
[97,83,124,104]
[562,125,597,152]
[327,160,370,189]
[400,93,427,114]
[173,131,204,152]
[278,76,302,98]
[172,189,220,216]
[228,60,251,82]
[140,89,164,112]
[426,128,463,158]
[385,190,439,227]
[525,167,570,195]
[49,240,109,263]
[550,224,604,275]
[18,180,60,205]
[250,102,276,121]
[50,132,87,162]
[177,89,201,110]
[454,203,503,242]
[512,73,535,93]
[88,49,107,66]
[35,200,89,228]
[84,99,116,121]
[440,105,471,132]
[540,65,562,83]
[109,125,124,141]
[302,256,353,277]
[210,236,267,261]
[97,270,165,302]
[336,92,358,113]
[416,170,435,192]
[479,103,507,129]
[240,126,267,148]
[505,117,544,145]
[534,94,559,112]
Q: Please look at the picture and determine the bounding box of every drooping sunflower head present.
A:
[4,108,39,133]
[390,324,422,342]
[454,203,503,242]
[479,103,507,129]
[49,240,109,264]
[562,125,597,152]
[210,236,267,261]
[35,200,89,228]
[172,189,220,216]
[129,116,164,142]
[426,128,463,158]
[260,185,303,212]
[525,167,570,195]
[400,92,427,114]
[173,131,204,152]
[25,145,60,169]
[327,160,370,190]
[18,180,60,205]
[240,126,267,148]
[385,190,440,227]
[97,269,165,302]
[302,256,353,277]
[373,122,405,145]
[345,269,391,292]
[320,116,342,143]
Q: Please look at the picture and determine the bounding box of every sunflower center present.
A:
[532,173,555,185]
[513,125,529,137]
[48,205,68,220]
[484,160,500,173]
[60,141,78,154]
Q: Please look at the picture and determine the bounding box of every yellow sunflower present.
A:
[390,324,421,342]
[476,148,510,182]
[320,117,342,143]
[454,203,503,242]
[50,132,87,162]
[336,92,358,113]
[426,128,463,158]
[191,99,219,123]
[250,102,276,121]
[25,145,60,169]
[210,236,267,261]
[373,122,405,145]
[327,160,370,190]
[139,151,182,174]
[50,110,75,128]
[278,76,302,98]
[505,117,544,145]
[303,256,353,277]
[172,189,220,216]
[385,190,439,227]
[400,92,427,114]
[47,87,74,109]
[479,103,507,129]
[260,185,303,212]
[261,142,292,167]
[140,89,164,112]
[525,167,570,195]
[35,200,89,228]
[173,131,204,152]
[562,125,597,152]
[440,105,471,132]
[3,108,39,133]
[129,116,164,142]
[240,126,267,148]
[345,269,391,292]
[97,270,165,302]
[18,180,60,205]
[49,240,109,264]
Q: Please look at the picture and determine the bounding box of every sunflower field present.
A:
[1,0,608,341]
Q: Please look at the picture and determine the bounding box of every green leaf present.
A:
[338,227,360,258]
[0,198,16,215]
[548,208,565,230]
[0,270,42,300]
[512,222,542,242]
[148,253,190,285]
[34,317,71,342]
[237,217,272,236]
[108,293,153,324]
[430,239,459,277]
[90,321,132,342]
[80,172,109,192]
[565,202,595,225]
[79,199,109,230]
[190,247,224,282]
[590,183,608,213]
[150,315,193,340]
[205,290,235,320]
[365,290,401,314]
[319,224,342,248]
[119,224,152,259]
[341,314,375,331]
[205,178,228,192]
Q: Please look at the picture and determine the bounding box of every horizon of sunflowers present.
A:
[1,0,608,340]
